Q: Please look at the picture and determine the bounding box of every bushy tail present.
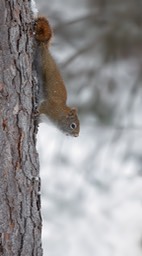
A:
[35,17,52,43]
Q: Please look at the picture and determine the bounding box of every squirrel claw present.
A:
[32,109,39,119]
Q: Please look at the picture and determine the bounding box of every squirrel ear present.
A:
[71,107,78,114]
[66,108,78,118]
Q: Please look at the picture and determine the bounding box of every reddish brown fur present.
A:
[35,17,52,43]
[34,17,80,137]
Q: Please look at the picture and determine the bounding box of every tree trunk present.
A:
[0,0,42,255]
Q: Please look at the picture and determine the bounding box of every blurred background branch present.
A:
[36,0,142,255]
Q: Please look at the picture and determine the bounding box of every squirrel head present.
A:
[58,108,80,137]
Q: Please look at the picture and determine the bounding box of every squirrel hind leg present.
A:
[35,17,52,43]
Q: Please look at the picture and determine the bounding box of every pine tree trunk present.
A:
[0,0,42,255]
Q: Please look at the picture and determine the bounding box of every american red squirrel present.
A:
[34,17,80,137]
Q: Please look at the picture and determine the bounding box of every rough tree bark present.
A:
[0,0,42,255]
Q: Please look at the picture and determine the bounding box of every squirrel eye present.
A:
[70,122,77,129]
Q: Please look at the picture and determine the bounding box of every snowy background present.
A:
[35,0,142,255]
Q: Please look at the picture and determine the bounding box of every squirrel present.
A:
[34,17,80,137]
